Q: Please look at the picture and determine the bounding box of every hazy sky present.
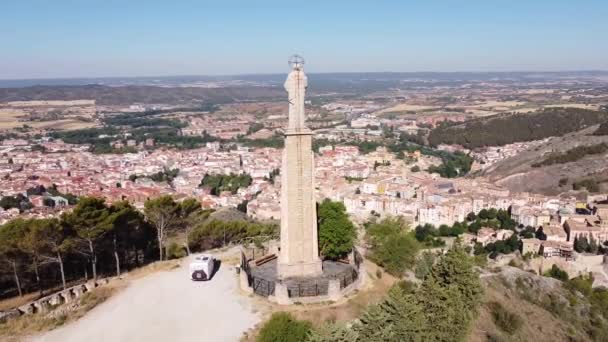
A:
[2,0,607,79]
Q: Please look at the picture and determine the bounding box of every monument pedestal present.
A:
[277,260,322,279]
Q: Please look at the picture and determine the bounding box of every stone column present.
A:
[277,58,322,279]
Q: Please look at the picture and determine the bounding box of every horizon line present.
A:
[2,69,608,83]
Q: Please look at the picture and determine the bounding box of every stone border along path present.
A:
[0,278,112,323]
[33,250,261,342]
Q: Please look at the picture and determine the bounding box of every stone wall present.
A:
[0,277,113,323]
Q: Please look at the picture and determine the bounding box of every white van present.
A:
[189,254,216,281]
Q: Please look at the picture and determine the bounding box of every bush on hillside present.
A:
[256,312,311,342]
[366,217,420,276]
[188,219,278,251]
[355,245,483,341]
[166,242,187,260]
[488,301,523,335]
[545,264,569,281]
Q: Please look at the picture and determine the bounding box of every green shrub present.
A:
[166,242,187,260]
[415,251,436,280]
[488,301,522,335]
[367,217,420,276]
[188,219,278,251]
[256,312,311,342]
[545,264,569,281]
[317,199,357,260]
[375,269,383,279]
[566,273,594,297]
[356,245,483,341]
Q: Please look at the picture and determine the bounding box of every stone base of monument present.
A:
[239,249,364,305]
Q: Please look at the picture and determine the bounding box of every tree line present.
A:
[0,196,358,301]
[0,195,210,299]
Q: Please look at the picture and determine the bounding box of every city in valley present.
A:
[2,2,608,342]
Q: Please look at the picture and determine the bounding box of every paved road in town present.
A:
[34,252,260,342]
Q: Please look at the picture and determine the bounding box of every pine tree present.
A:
[575,234,590,253]
[61,197,112,279]
[355,286,426,341]
[429,245,483,315]
[356,300,395,341]
[588,234,598,254]
[417,278,467,341]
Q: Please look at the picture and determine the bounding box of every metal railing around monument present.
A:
[243,248,363,299]
[251,276,276,297]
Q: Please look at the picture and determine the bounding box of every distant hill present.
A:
[0,84,284,106]
[428,108,608,149]
[479,125,608,195]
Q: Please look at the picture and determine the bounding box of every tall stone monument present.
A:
[277,55,323,279]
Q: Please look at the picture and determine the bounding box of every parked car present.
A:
[189,254,215,281]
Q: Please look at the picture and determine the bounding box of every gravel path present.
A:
[34,253,260,342]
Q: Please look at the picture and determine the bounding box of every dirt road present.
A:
[34,253,260,342]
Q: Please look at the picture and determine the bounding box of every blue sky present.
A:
[1,0,607,79]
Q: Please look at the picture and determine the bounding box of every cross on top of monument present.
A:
[288,54,305,70]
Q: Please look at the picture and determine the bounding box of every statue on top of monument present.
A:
[285,54,308,130]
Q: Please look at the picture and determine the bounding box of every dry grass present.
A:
[378,103,436,113]
[469,274,584,342]
[0,286,119,342]
[123,259,181,281]
[0,292,40,312]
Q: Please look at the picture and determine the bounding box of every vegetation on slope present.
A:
[501,269,608,341]
[593,121,608,135]
[313,245,482,342]
[366,217,420,277]
[428,108,608,148]
[103,111,186,129]
[256,312,312,342]
[532,143,608,167]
